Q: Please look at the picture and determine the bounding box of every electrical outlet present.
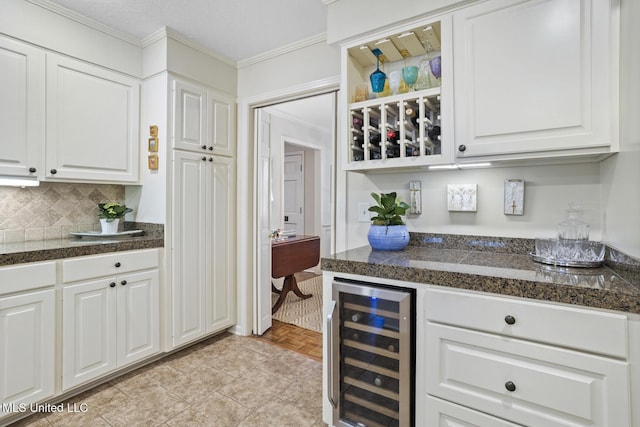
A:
[358,202,371,222]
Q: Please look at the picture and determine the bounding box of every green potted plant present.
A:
[367,192,410,251]
[98,201,132,234]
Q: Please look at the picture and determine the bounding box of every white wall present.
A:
[345,163,602,249]
[237,41,340,98]
[126,72,169,224]
[601,0,640,258]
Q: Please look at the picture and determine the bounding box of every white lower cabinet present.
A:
[0,289,55,416]
[0,262,56,417]
[423,287,632,427]
[62,250,159,390]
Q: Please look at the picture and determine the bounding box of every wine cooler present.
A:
[328,278,415,427]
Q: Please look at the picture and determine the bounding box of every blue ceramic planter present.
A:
[368,225,409,251]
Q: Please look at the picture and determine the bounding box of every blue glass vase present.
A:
[370,48,386,93]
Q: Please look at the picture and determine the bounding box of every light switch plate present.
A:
[447,184,477,212]
[504,179,525,215]
[358,202,371,222]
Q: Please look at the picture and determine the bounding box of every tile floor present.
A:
[11,332,325,427]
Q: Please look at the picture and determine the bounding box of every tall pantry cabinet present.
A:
[170,77,236,348]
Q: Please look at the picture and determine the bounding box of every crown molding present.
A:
[26,0,141,47]
[238,33,327,69]
[145,27,238,68]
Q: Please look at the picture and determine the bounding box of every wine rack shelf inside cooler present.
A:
[331,280,413,427]
[349,88,442,164]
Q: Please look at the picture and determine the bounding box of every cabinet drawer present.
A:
[425,287,628,359]
[425,396,519,427]
[0,262,56,295]
[426,323,631,427]
[62,249,159,283]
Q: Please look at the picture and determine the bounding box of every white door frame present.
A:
[233,76,340,337]
[283,150,305,236]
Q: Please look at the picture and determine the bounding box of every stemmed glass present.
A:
[369,48,386,94]
[402,65,419,91]
[388,70,402,95]
[400,49,418,91]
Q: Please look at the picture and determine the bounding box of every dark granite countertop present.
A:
[321,233,640,314]
[0,223,164,267]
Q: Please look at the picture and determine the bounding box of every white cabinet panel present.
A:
[207,156,236,332]
[426,323,631,427]
[425,287,628,358]
[453,0,615,160]
[0,37,44,178]
[117,270,160,366]
[171,150,207,346]
[207,93,235,157]
[62,278,118,390]
[0,289,55,414]
[46,54,139,182]
[425,396,519,427]
[172,80,207,153]
[62,249,159,283]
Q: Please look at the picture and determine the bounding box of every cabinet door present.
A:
[0,37,44,178]
[0,289,55,413]
[117,270,159,366]
[62,279,117,390]
[206,156,236,333]
[207,92,235,157]
[171,150,207,347]
[172,79,207,153]
[46,54,140,183]
[453,0,614,159]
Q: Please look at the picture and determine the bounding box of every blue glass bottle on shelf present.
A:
[370,48,386,93]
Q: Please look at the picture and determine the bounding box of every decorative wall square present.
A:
[447,184,477,212]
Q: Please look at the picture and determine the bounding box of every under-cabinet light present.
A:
[428,164,458,170]
[459,162,492,168]
[0,177,40,187]
[428,162,492,171]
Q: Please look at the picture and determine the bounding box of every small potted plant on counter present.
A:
[98,201,132,234]
[368,192,410,251]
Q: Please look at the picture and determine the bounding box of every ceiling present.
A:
[46,0,328,63]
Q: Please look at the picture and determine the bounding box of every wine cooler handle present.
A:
[327,300,338,408]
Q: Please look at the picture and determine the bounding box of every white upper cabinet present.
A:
[0,37,44,178]
[207,92,235,157]
[172,78,235,157]
[453,0,617,161]
[172,79,207,153]
[46,54,140,182]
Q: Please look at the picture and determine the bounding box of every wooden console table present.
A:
[271,235,320,314]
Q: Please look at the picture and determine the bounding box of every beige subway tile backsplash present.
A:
[0,182,125,243]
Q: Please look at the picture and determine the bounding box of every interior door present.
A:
[283,153,304,236]
[255,110,272,335]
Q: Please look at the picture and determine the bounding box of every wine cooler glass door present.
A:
[330,279,413,427]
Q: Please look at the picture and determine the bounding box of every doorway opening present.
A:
[254,92,337,335]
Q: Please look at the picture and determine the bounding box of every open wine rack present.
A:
[348,88,442,168]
